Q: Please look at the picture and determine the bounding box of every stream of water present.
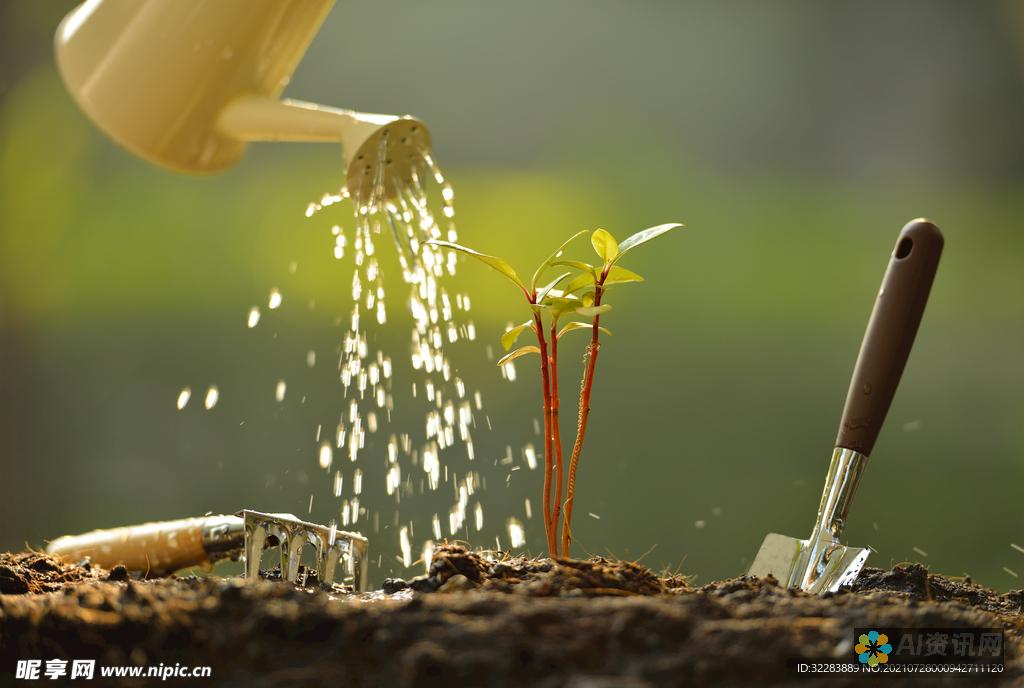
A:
[298,141,534,576]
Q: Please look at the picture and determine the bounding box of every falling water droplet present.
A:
[523,444,537,470]
[204,386,219,410]
[247,307,261,328]
[421,540,435,575]
[318,443,333,470]
[507,518,525,548]
[274,380,286,402]
[399,526,412,568]
[268,288,282,310]
[176,387,191,410]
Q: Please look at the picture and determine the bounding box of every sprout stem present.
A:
[549,320,565,549]
[532,309,557,558]
[561,276,606,558]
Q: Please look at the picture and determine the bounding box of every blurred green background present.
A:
[2,1,1023,589]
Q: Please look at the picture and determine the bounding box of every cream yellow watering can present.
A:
[55,0,430,199]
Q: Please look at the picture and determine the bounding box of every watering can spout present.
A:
[219,98,398,145]
[217,96,430,200]
[54,0,431,199]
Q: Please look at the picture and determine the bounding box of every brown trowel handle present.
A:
[835,219,943,456]
[46,517,209,576]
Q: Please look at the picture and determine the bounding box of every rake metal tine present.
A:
[317,536,340,585]
[283,529,305,582]
[245,523,266,581]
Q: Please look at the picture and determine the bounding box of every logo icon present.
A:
[855,630,892,667]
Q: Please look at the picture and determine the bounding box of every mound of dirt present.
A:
[391,544,679,596]
[0,551,111,595]
[1,546,1021,687]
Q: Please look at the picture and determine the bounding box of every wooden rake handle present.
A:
[46,517,210,576]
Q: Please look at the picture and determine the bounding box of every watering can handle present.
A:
[835,219,943,456]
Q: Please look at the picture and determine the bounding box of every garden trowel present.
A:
[748,219,943,594]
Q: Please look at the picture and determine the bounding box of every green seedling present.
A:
[426,223,683,558]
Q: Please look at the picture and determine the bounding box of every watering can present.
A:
[54,0,430,199]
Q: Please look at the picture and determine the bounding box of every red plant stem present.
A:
[532,309,557,558]
[549,320,565,550]
[561,277,606,558]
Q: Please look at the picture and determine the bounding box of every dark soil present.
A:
[1,545,1021,687]
[0,551,111,594]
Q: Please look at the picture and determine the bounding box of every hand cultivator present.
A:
[46,510,369,591]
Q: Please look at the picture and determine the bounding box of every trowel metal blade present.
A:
[748,532,869,594]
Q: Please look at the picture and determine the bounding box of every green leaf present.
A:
[591,228,619,263]
[614,223,684,262]
[501,321,534,352]
[580,292,595,308]
[536,272,571,302]
[497,345,540,366]
[557,322,612,339]
[425,240,528,295]
[544,296,582,320]
[563,271,597,294]
[551,260,595,273]
[602,265,644,286]
[530,230,588,291]
[576,304,612,317]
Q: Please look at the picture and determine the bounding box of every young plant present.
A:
[426,222,683,558]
